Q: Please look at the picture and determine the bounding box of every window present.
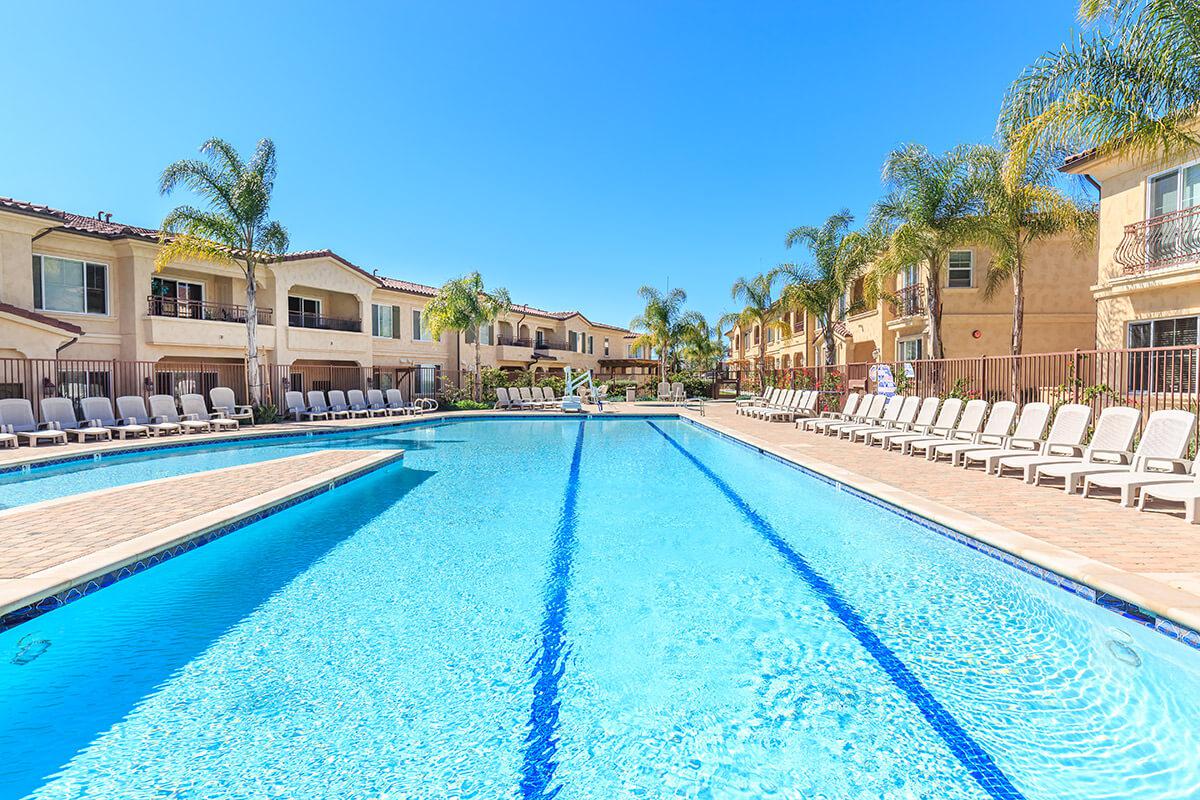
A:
[288,296,321,327]
[587,335,594,355]
[850,277,866,311]
[33,255,108,314]
[371,304,394,338]
[899,264,920,289]
[412,309,434,341]
[947,251,973,288]
[603,338,610,356]
[898,337,923,362]
[480,324,493,345]
[569,331,578,351]
[1146,163,1200,264]
[1128,316,1198,393]
[150,277,204,318]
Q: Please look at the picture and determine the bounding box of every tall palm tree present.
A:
[775,210,875,366]
[961,145,1097,386]
[719,273,779,387]
[679,316,727,374]
[630,285,701,382]
[1001,0,1200,165]
[157,138,289,406]
[424,271,512,399]
[869,144,979,359]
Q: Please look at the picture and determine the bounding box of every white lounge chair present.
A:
[657,381,672,402]
[149,394,211,434]
[80,397,151,439]
[800,392,860,431]
[880,397,963,452]
[1140,479,1200,523]
[958,402,1058,474]
[866,397,941,447]
[209,387,254,426]
[1037,409,1196,494]
[1081,411,1200,505]
[761,390,809,422]
[285,391,329,421]
[348,389,387,418]
[994,405,1127,482]
[0,424,15,449]
[531,386,557,409]
[840,394,906,440]
[905,399,989,457]
[494,386,518,410]
[366,389,396,416]
[386,388,424,415]
[39,397,112,443]
[670,382,685,404]
[751,389,795,420]
[850,395,920,443]
[0,398,68,447]
[116,395,181,436]
[739,388,780,416]
[181,394,239,431]
[929,401,1017,465]
[737,388,772,408]
[328,390,367,418]
[308,391,349,419]
[827,394,889,437]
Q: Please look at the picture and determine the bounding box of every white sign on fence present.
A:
[870,363,897,396]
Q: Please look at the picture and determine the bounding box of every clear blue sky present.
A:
[0,1,1084,329]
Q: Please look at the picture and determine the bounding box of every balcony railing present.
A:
[890,284,925,318]
[496,335,533,347]
[1115,205,1200,274]
[533,338,571,351]
[288,311,362,332]
[147,296,273,325]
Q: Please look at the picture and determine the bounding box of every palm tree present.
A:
[157,138,289,406]
[424,271,512,400]
[679,316,727,374]
[869,144,979,359]
[630,286,701,382]
[719,273,779,387]
[961,145,1097,393]
[1001,0,1200,165]
[775,210,875,366]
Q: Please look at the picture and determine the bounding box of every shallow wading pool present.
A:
[1,418,1198,799]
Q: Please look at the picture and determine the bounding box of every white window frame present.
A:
[1146,156,1200,219]
[947,250,974,289]
[412,308,435,342]
[33,253,110,316]
[897,336,924,362]
[371,303,394,339]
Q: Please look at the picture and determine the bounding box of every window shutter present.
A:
[392,306,402,338]
[412,309,421,340]
[371,304,380,337]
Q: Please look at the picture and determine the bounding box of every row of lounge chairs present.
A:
[780,389,1200,523]
[494,386,562,410]
[0,387,254,448]
[657,382,688,403]
[735,388,820,422]
[284,389,433,420]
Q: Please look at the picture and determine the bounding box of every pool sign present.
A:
[869,363,897,396]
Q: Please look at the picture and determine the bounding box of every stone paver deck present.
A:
[684,403,1200,633]
[0,449,401,620]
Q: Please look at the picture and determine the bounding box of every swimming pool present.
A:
[1,418,1199,798]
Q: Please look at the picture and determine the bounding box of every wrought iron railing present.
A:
[288,311,362,332]
[1114,205,1200,274]
[890,284,925,318]
[147,296,272,324]
[496,335,533,347]
[533,338,571,351]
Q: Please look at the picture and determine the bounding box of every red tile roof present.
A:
[0,195,629,332]
[0,301,84,335]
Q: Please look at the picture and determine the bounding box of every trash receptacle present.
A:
[626,387,636,403]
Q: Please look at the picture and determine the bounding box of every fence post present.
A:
[1072,349,1081,404]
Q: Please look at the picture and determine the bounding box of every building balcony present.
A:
[147,296,272,325]
[890,284,925,318]
[1115,206,1200,275]
[288,311,361,333]
[533,337,572,352]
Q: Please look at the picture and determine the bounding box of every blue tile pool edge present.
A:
[678,415,1200,653]
[0,451,405,634]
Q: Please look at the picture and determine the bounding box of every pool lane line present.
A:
[645,421,1026,800]
[519,419,586,800]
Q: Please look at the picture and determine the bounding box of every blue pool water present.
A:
[1,418,1199,798]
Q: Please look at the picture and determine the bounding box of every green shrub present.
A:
[253,403,280,424]
[443,399,491,411]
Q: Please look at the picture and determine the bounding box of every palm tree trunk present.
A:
[245,262,261,406]
[759,338,767,388]
[1010,257,1025,401]
[925,264,944,359]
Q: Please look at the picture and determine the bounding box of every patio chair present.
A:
[285,391,330,421]
[801,392,862,432]
[385,388,424,415]
[670,382,685,404]
[1139,477,1200,523]
[542,387,560,407]
[737,388,772,408]
[518,386,551,410]
[116,395,181,436]
[739,388,779,416]
[993,405,1124,482]
[657,381,672,402]
[0,398,68,447]
[824,394,888,436]
[308,391,350,419]
[928,401,1017,465]
[1037,409,1196,494]
[209,387,254,426]
[750,389,795,419]
[878,397,963,452]
[849,395,919,443]
[866,397,941,447]
[0,424,14,449]
[149,394,212,434]
[1079,410,1199,504]
[761,390,808,422]
[839,394,906,439]
[958,402,1059,474]
[905,399,989,457]
[348,389,388,418]
[366,389,396,416]
[80,397,151,439]
[494,386,517,410]
[328,390,367,418]
[181,394,239,431]
[39,397,112,443]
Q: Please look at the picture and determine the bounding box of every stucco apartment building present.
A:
[0,196,633,403]
[726,232,1097,373]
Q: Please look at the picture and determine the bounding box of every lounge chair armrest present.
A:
[179,413,199,421]
[1087,448,1133,464]
[235,404,254,414]
[1001,435,1043,448]
[0,424,11,435]
[212,408,230,419]
[152,414,170,424]
[123,416,139,426]
[37,421,60,430]
[85,418,103,428]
